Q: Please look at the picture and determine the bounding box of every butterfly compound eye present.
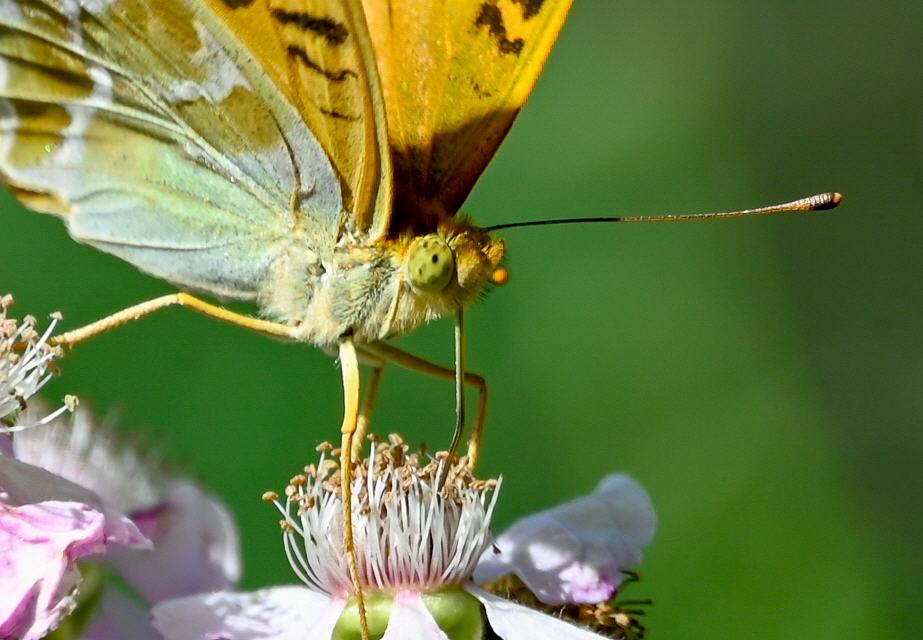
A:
[406,235,455,293]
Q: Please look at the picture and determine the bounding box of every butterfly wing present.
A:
[209,0,391,235]
[0,0,390,297]
[362,0,574,231]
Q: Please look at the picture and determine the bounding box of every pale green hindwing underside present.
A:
[0,0,342,299]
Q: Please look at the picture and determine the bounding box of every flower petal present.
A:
[152,587,345,640]
[381,591,449,640]
[110,480,241,602]
[466,585,609,639]
[0,455,149,549]
[0,500,104,640]
[82,587,162,640]
[475,474,656,605]
[0,434,12,457]
[12,405,163,514]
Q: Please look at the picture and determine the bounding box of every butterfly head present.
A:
[402,223,504,307]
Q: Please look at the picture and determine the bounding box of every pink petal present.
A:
[0,500,104,640]
[475,474,656,605]
[152,587,345,640]
[110,481,241,602]
[466,585,609,639]
[0,455,149,549]
[381,591,449,640]
[82,588,162,640]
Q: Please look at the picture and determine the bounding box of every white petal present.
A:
[0,456,149,549]
[82,588,161,640]
[382,591,449,640]
[12,404,163,513]
[0,434,12,456]
[0,500,102,640]
[111,481,241,602]
[475,474,655,605]
[466,585,608,639]
[152,587,345,640]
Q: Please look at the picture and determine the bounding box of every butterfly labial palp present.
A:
[0,0,841,637]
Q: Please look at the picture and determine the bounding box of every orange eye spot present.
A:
[490,267,509,285]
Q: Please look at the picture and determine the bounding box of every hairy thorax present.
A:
[258,222,504,349]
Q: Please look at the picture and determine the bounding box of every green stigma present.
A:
[407,234,455,293]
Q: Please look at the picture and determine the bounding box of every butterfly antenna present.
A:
[484,192,842,232]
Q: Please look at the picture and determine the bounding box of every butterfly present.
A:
[0,1,840,633]
[0,1,585,448]
[0,0,580,631]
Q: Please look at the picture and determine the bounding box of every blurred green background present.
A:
[1,1,920,638]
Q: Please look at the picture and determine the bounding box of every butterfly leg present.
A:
[49,292,297,347]
[359,341,489,470]
[338,334,370,640]
[352,353,386,461]
[445,310,467,466]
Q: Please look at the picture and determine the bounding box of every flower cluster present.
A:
[152,436,656,640]
[0,295,239,639]
[1,405,240,640]
[0,293,658,640]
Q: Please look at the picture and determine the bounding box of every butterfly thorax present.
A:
[259,221,504,349]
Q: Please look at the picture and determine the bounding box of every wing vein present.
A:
[1,11,287,214]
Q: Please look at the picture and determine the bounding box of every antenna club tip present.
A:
[813,191,843,211]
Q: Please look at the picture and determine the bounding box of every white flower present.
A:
[0,293,73,432]
[2,404,241,638]
[153,436,656,640]
[475,474,656,605]
[0,455,150,640]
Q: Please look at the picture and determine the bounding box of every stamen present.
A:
[263,435,501,597]
[1,296,71,431]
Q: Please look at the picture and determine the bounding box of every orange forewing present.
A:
[362,0,574,231]
[204,0,391,230]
